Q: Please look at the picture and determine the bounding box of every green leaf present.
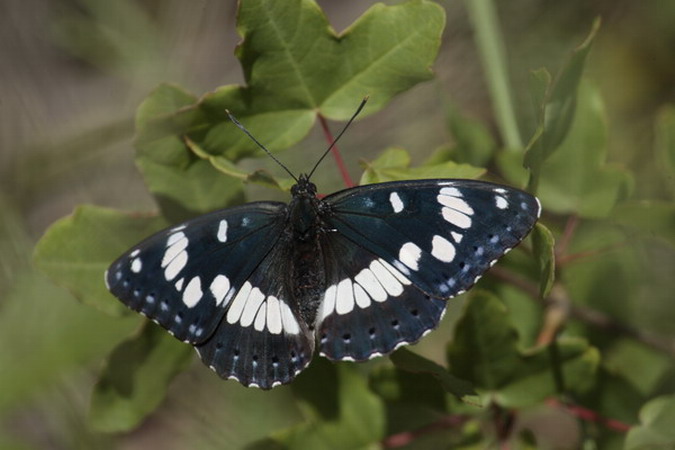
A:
[525,18,601,187]
[390,347,476,400]
[89,323,193,432]
[0,271,138,412]
[531,223,556,298]
[236,0,445,119]
[535,81,633,218]
[447,291,598,408]
[135,0,445,163]
[34,205,167,316]
[625,395,675,450]
[496,338,599,408]
[445,104,496,167]
[185,136,295,192]
[360,147,485,185]
[447,291,520,392]
[275,361,386,449]
[134,85,244,222]
[611,201,675,248]
[655,105,675,196]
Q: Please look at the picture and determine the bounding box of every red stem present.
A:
[318,114,355,188]
[547,398,633,433]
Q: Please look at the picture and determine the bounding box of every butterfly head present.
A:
[291,174,318,198]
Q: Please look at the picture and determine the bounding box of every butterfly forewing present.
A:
[323,179,541,300]
[105,202,288,344]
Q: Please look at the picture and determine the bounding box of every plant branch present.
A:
[489,266,675,358]
[317,114,355,188]
[547,398,632,433]
[381,414,469,448]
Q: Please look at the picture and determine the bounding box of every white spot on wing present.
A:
[370,259,403,297]
[266,296,282,334]
[379,259,412,285]
[355,268,387,301]
[442,207,472,229]
[182,276,203,307]
[254,302,267,331]
[431,235,456,262]
[131,257,142,273]
[210,275,230,306]
[389,192,404,213]
[335,278,355,315]
[398,242,422,271]
[217,219,228,242]
[318,284,337,320]
[174,277,184,291]
[439,187,462,197]
[437,193,474,216]
[164,251,188,281]
[240,287,265,327]
[226,282,252,324]
[280,301,300,334]
[162,233,188,268]
[130,249,140,257]
[451,231,463,243]
[496,195,508,209]
[353,283,371,309]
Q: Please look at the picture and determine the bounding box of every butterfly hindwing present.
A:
[195,237,315,389]
[105,202,288,344]
[323,179,541,300]
[316,232,447,361]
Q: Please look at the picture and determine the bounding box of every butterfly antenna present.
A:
[307,97,369,180]
[226,110,299,182]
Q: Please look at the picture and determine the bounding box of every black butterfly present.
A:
[106,101,541,389]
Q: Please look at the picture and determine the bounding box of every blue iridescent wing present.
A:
[316,179,540,360]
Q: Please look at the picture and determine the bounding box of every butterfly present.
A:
[105,100,541,389]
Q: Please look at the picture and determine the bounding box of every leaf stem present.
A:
[317,114,355,187]
[464,0,522,150]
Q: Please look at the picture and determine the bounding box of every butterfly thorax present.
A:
[286,175,326,329]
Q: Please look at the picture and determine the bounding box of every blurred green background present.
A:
[1,0,674,448]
